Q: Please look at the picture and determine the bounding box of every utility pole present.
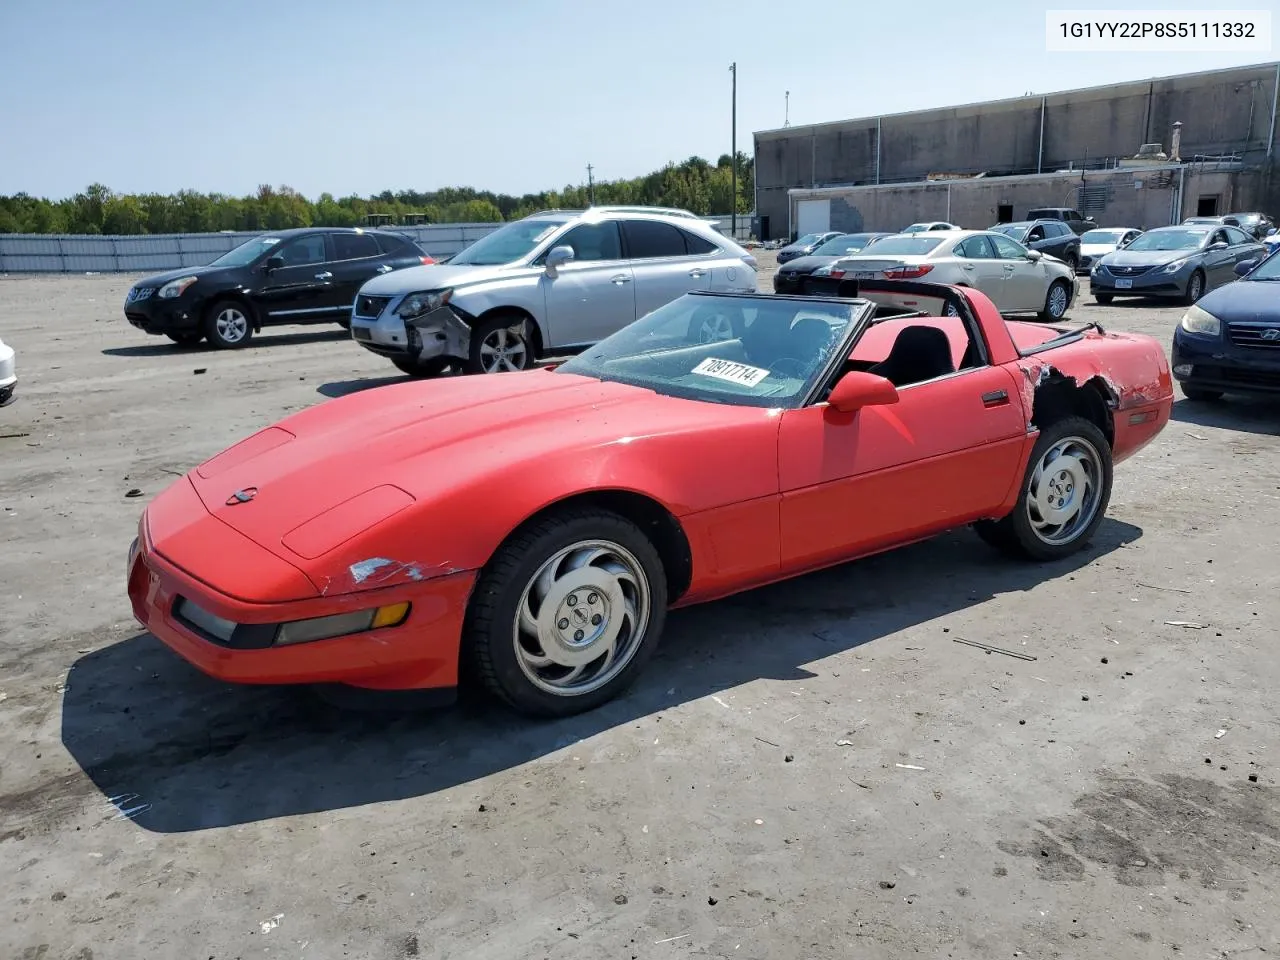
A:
[730,62,737,239]
[785,91,790,127]
[586,164,595,204]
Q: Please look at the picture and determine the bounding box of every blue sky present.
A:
[0,0,1273,200]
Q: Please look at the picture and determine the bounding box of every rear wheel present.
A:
[974,416,1112,562]
[466,312,536,374]
[203,300,253,349]
[391,356,451,378]
[1039,279,1071,321]
[462,508,668,717]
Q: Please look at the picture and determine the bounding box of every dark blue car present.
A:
[1171,247,1280,401]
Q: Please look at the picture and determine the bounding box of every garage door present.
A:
[795,199,831,236]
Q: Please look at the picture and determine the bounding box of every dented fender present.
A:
[406,305,472,362]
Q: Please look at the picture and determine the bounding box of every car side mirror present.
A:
[544,244,575,277]
[825,371,899,415]
[265,255,284,271]
[1235,259,1258,276]
[1025,249,1043,261]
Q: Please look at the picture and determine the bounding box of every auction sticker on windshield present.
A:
[692,357,771,387]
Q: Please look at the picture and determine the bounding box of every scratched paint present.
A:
[348,558,426,585]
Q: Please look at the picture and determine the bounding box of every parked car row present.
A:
[1089,223,1267,305]
[1182,211,1274,240]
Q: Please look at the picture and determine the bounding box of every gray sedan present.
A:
[1090,223,1266,305]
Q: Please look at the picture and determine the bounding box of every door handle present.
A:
[982,389,1010,407]
[315,271,333,280]
[689,269,707,278]
[961,263,974,270]
[611,274,632,284]
[377,264,393,273]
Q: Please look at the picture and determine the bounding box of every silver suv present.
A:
[349,206,759,375]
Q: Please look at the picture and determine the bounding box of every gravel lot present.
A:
[2,255,1278,960]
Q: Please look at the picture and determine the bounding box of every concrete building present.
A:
[753,62,1280,240]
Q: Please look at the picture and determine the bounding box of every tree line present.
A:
[0,154,754,235]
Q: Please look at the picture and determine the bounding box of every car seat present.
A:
[867,325,955,387]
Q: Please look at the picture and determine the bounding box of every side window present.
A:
[680,229,720,255]
[1049,223,1070,237]
[374,233,412,256]
[989,234,1027,260]
[332,232,381,261]
[1225,226,1251,245]
[956,235,996,259]
[1210,229,1229,246]
[1026,225,1046,242]
[557,221,622,261]
[622,220,688,258]
[277,234,327,266]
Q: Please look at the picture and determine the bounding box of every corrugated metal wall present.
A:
[0,224,503,273]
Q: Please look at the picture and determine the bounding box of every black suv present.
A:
[989,219,1082,270]
[123,227,433,348]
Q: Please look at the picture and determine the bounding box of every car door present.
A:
[622,219,710,319]
[538,219,635,347]
[953,234,1007,306]
[1201,228,1238,288]
[328,231,393,314]
[1223,226,1265,276]
[776,316,1027,571]
[676,226,728,290]
[987,233,1044,311]
[1044,222,1075,260]
[1024,223,1050,254]
[254,233,342,323]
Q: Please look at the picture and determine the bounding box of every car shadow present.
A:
[1170,395,1280,436]
[62,519,1141,834]
[102,329,349,358]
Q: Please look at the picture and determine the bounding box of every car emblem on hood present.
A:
[1263,329,1280,340]
[226,487,258,505]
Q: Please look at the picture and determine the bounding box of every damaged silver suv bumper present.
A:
[349,291,471,364]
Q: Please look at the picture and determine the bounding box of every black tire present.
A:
[974,415,1113,562]
[465,312,536,374]
[1038,279,1072,321]
[336,316,351,330]
[203,299,254,349]
[1094,292,1113,305]
[462,507,669,717]
[1181,385,1223,402]
[391,355,451,378]
[1182,270,1206,305]
[165,331,204,347]
[1064,254,1078,273]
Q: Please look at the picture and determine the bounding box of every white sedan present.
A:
[814,230,1079,320]
[0,336,15,406]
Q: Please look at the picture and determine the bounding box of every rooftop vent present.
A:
[1133,142,1168,160]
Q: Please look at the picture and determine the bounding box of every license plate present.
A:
[1115,278,1133,289]
[854,271,875,280]
[352,327,372,341]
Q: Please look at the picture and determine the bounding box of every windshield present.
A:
[449,218,568,266]
[1245,249,1280,280]
[555,293,866,409]
[792,233,823,246]
[1081,229,1124,243]
[845,236,944,256]
[209,236,281,267]
[1124,229,1208,252]
[991,224,1029,240]
[813,234,879,256]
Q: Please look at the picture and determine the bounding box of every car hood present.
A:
[1102,249,1198,268]
[1196,278,1280,323]
[1080,243,1117,256]
[777,255,839,274]
[134,264,233,288]
[176,371,752,591]
[358,262,524,295]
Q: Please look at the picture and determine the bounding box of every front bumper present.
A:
[1171,328,1280,395]
[123,287,202,335]
[128,527,476,692]
[0,343,15,406]
[1089,266,1188,297]
[350,296,472,363]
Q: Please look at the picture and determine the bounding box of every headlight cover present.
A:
[158,276,199,299]
[274,601,410,646]
[1162,258,1189,274]
[395,289,453,320]
[1179,304,1221,336]
[812,264,833,277]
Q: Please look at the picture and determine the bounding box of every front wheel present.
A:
[1039,279,1071,321]
[462,508,668,717]
[1183,270,1206,305]
[1181,385,1223,402]
[1094,292,1113,305]
[466,313,536,374]
[974,416,1113,562]
[203,300,253,349]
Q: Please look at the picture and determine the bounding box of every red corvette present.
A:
[128,280,1173,716]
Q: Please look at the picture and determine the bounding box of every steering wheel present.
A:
[768,356,809,379]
